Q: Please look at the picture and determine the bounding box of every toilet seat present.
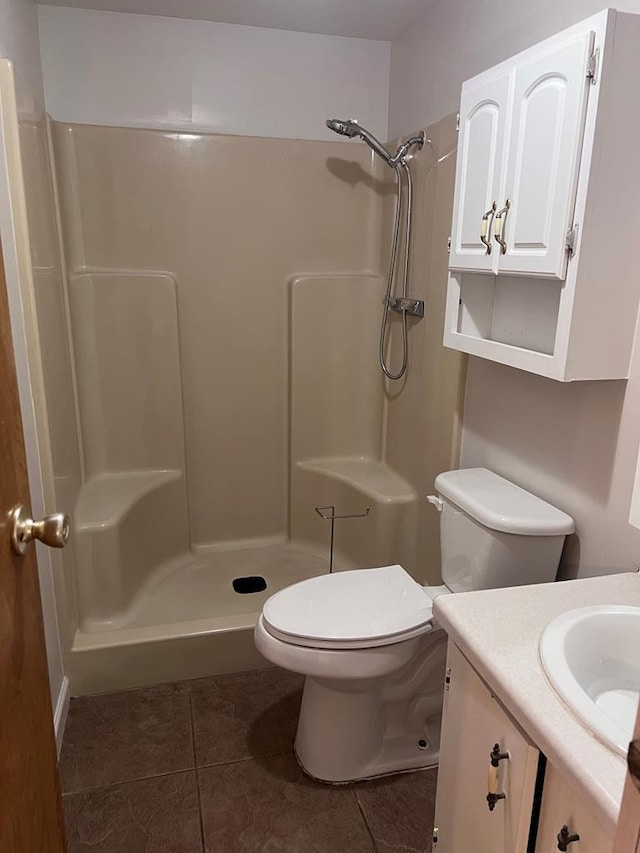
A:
[262,564,434,650]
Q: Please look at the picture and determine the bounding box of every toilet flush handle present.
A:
[426,495,444,512]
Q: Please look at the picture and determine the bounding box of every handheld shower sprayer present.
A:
[326,118,395,165]
[326,117,428,380]
[326,118,425,167]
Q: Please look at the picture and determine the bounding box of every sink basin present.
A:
[540,604,640,756]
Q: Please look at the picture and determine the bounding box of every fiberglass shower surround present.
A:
[51,121,428,693]
[326,118,427,380]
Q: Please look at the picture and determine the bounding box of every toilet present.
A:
[254,468,574,783]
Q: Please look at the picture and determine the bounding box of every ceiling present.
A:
[36,0,436,40]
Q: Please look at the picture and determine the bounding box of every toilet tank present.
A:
[432,468,575,593]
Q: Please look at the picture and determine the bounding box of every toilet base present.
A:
[293,629,447,783]
[294,747,438,786]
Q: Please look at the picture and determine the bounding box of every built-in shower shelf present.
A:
[297,458,416,504]
[74,469,190,627]
[76,470,183,528]
[291,457,418,573]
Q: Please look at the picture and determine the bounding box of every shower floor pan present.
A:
[69,542,329,695]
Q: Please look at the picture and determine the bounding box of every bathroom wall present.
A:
[389,0,640,578]
[38,5,390,141]
[0,0,77,739]
[51,123,384,549]
[389,0,640,138]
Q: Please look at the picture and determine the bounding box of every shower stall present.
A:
[40,115,464,694]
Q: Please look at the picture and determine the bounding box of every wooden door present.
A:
[449,70,511,273]
[498,29,593,280]
[0,241,66,849]
[433,642,539,852]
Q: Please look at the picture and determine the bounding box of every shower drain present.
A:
[232,576,267,594]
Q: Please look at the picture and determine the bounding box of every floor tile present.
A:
[198,752,375,853]
[190,667,303,766]
[356,768,438,853]
[60,682,193,792]
[64,771,202,852]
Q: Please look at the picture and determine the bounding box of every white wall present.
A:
[0,0,44,116]
[0,0,67,737]
[38,5,390,141]
[389,0,640,138]
[389,0,640,579]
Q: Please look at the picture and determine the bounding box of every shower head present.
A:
[326,118,361,139]
[326,117,394,166]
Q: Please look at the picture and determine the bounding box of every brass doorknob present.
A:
[10,505,70,555]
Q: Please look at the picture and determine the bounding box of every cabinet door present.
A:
[534,763,613,853]
[449,72,511,273]
[433,643,539,853]
[497,30,594,279]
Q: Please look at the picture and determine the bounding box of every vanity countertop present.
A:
[433,571,640,837]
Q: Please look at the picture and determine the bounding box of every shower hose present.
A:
[379,158,414,381]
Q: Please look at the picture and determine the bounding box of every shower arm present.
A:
[389,132,428,167]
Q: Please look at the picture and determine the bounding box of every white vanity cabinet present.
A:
[433,642,615,852]
[534,764,613,853]
[433,643,540,852]
[444,9,640,380]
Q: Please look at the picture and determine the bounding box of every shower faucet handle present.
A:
[387,297,424,318]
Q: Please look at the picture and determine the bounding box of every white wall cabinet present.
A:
[433,642,615,853]
[444,10,640,380]
[451,29,592,280]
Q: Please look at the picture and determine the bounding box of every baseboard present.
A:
[53,675,70,755]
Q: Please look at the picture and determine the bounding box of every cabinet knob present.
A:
[480,201,497,254]
[494,199,511,254]
[557,825,580,850]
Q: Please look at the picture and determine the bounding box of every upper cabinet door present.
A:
[497,31,594,279]
[449,72,511,273]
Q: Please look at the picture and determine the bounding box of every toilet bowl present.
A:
[254,565,449,782]
[255,468,575,783]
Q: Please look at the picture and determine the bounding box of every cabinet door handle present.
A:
[494,199,511,254]
[486,743,509,811]
[480,201,497,254]
[557,825,580,850]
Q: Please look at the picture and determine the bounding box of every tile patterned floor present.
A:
[60,668,437,852]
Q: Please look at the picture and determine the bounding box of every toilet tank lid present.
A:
[434,468,575,536]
